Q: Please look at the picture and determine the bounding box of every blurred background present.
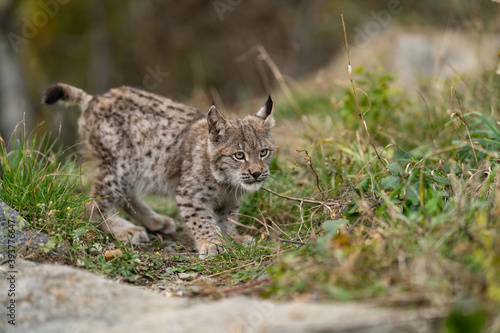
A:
[0,0,499,146]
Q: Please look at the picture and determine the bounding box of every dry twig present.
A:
[227,217,306,245]
[296,150,326,200]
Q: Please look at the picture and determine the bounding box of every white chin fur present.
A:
[240,182,262,192]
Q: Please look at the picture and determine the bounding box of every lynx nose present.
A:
[250,171,261,179]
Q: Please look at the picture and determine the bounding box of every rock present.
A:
[306,26,499,94]
[178,272,199,281]
[0,260,444,333]
[0,199,54,260]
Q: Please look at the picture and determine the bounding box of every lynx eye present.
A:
[259,149,269,157]
[234,151,245,160]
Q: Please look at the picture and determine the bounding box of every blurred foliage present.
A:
[1,0,499,135]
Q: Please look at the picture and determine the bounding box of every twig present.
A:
[197,258,259,281]
[296,150,326,200]
[261,186,328,206]
[347,202,380,233]
[341,14,386,168]
[196,276,271,297]
[347,217,362,233]
[218,276,271,293]
[233,213,291,240]
[227,218,306,245]
[460,225,486,249]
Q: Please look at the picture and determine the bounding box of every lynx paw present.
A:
[197,240,225,259]
[114,226,149,244]
[234,235,255,247]
[147,215,176,234]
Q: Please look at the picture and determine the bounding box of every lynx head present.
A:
[207,96,275,192]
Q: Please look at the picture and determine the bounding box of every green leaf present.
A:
[431,175,451,186]
[386,162,401,175]
[445,299,487,333]
[317,219,349,249]
[406,183,420,203]
[72,227,87,237]
[40,239,57,253]
[381,175,401,189]
[322,219,349,235]
[360,178,370,192]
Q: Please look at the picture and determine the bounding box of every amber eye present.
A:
[259,149,269,157]
[234,152,245,160]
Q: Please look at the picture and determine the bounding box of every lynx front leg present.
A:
[217,206,255,247]
[176,193,224,258]
[123,195,176,234]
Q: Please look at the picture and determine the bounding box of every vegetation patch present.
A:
[1,66,500,331]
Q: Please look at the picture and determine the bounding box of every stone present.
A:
[305,26,499,94]
[0,260,444,333]
[178,272,199,281]
[0,199,54,261]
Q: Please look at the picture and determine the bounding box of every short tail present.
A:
[42,83,92,111]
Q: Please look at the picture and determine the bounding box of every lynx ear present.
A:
[207,104,229,143]
[256,95,275,128]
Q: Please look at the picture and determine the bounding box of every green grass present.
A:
[262,70,500,330]
[242,66,500,330]
[1,65,500,331]
[0,129,93,250]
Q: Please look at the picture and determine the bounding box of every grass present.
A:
[1,65,500,331]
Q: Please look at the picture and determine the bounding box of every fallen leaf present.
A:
[104,249,122,261]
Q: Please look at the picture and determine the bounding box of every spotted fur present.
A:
[43,83,275,257]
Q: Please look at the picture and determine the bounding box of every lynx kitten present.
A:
[43,84,275,257]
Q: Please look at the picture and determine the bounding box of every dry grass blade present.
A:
[260,186,345,222]
[233,212,290,239]
[450,87,479,167]
[227,218,306,245]
[196,276,271,297]
[235,45,302,115]
[340,14,386,168]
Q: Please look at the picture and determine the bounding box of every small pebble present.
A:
[178,272,199,281]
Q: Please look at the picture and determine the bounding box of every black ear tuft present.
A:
[256,95,274,127]
[42,84,67,105]
[265,95,273,111]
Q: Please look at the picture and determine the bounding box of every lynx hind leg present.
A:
[87,178,148,244]
[87,201,149,243]
[122,195,176,234]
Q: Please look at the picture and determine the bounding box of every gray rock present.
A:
[0,260,444,333]
[178,272,199,281]
[0,199,52,260]
[306,26,499,95]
